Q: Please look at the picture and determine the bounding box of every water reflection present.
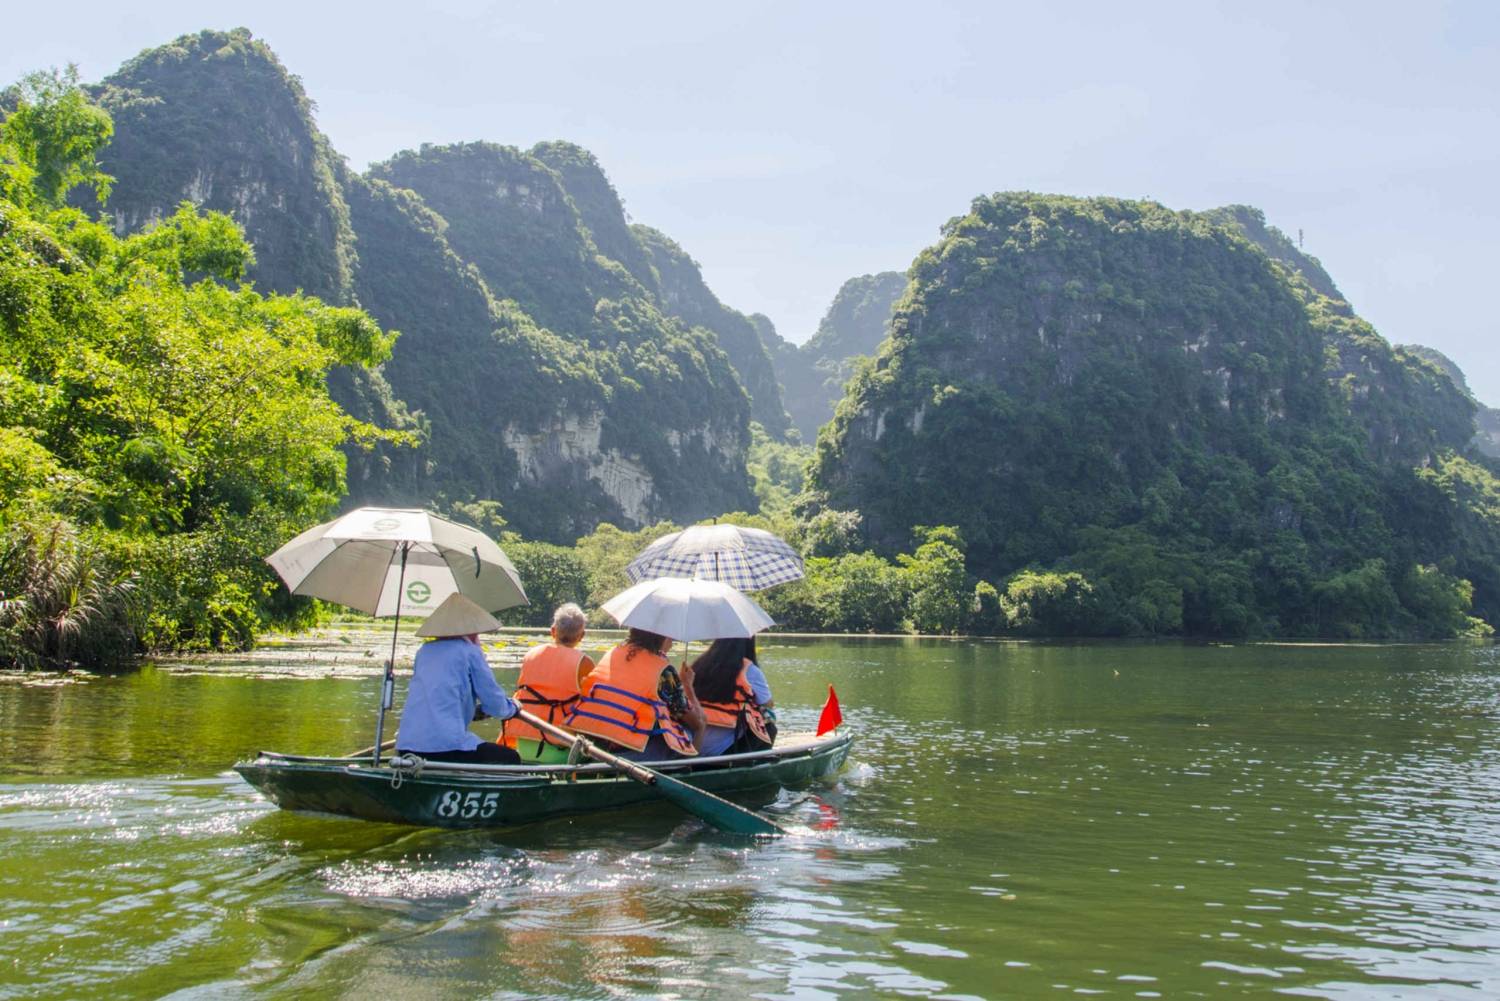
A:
[3,639,1500,996]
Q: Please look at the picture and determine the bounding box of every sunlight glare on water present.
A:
[3,636,1500,997]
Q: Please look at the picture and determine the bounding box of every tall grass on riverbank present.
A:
[0,516,137,670]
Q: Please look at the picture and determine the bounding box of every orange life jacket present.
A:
[502,643,586,752]
[698,659,773,746]
[564,644,697,755]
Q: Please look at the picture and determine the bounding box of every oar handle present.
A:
[344,738,397,759]
[515,709,657,785]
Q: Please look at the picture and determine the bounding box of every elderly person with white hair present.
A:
[395,593,521,765]
[500,603,594,762]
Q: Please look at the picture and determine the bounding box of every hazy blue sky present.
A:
[7,2,1498,397]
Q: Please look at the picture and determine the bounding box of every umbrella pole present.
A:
[372,542,409,766]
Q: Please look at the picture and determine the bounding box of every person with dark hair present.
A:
[564,627,707,760]
[690,636,776,757]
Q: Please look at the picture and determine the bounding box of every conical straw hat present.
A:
[415,593,502,637]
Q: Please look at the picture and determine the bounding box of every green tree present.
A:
[899,526,970,634]
[0,66,113,209]
[500,539,590,627]
[572,520,682,619]
[825,552,909,632]
[0,516,135,669]
[1311,559,1401,638]
[746,422,811,516]
[760,550,908,633]
[1396,564,1490,639]
[800,508,864,558]
[970,580,1006,635]
[0,74,399,663]
[1001,570,1099,635]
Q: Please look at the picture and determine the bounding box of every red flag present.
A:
[816,684,843,736]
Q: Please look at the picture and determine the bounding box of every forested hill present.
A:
[763,213,1350,445]
[78,28,772,539]
[1400,345,1500,458]
[1203,205,1346,307]
[85,32,355,305]
[524,140,789,434]
[808,193,1500,637]
[761,272,907,440]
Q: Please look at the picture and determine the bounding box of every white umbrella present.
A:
[265,506,528,762]
[625,523,804,591]
[601,577,774,641]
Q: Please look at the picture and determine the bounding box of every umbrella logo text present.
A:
[405,581,433,605]
[372,517,402,532]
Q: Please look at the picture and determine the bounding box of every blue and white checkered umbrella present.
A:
[625,524,804,592]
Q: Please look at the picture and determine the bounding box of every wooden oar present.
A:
[343,739,397,759]
[516,709,783,837]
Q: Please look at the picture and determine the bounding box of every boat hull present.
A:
[234,731,853,828]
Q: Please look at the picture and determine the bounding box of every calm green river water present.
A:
[3,636,1500,999]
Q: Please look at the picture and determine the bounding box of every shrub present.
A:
[1001,570,1099,636]
[0,515,137,669]
[499,539,590,627]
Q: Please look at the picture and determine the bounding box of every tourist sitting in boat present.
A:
[691,637,777,756]
[564,628,706,761]
[394,593,521,765]
[501,602,593,762]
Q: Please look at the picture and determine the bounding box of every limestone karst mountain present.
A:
[1399,344,1500,459]
[758,272,907,441]
[808,193,1500,633]
[83,28,764,538]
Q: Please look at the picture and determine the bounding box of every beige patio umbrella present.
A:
[266,507,527,763]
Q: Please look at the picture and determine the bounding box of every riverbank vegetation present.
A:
[0,70,401,668]
[5,71,1497,672]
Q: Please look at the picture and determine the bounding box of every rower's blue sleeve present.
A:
[470,647,518,720]
[746,662,773,704]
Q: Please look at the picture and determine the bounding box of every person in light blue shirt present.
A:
[395,594,520,765]
[690,636,776,757]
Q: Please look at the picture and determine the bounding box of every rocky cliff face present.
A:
[360,142,754,529]
[1400,344,1500,459]
[768,272,907,440]
[530,141,658,290]
[808,193,1495,629]
[1201,205,1477,463]
[815,197,1327,560]
[87,29,355,304]
[1203,204,1345,307]
[529,142,791,435]
[631,226,792,435]
[80,29,759,538]
[369,142,613,337]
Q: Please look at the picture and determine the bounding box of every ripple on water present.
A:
[320,853,531,900]
[0,774,271,840]
[9,640,1500,998]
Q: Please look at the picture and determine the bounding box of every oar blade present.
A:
[653,770,784,836]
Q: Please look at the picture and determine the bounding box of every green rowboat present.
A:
[234,730,853,829]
